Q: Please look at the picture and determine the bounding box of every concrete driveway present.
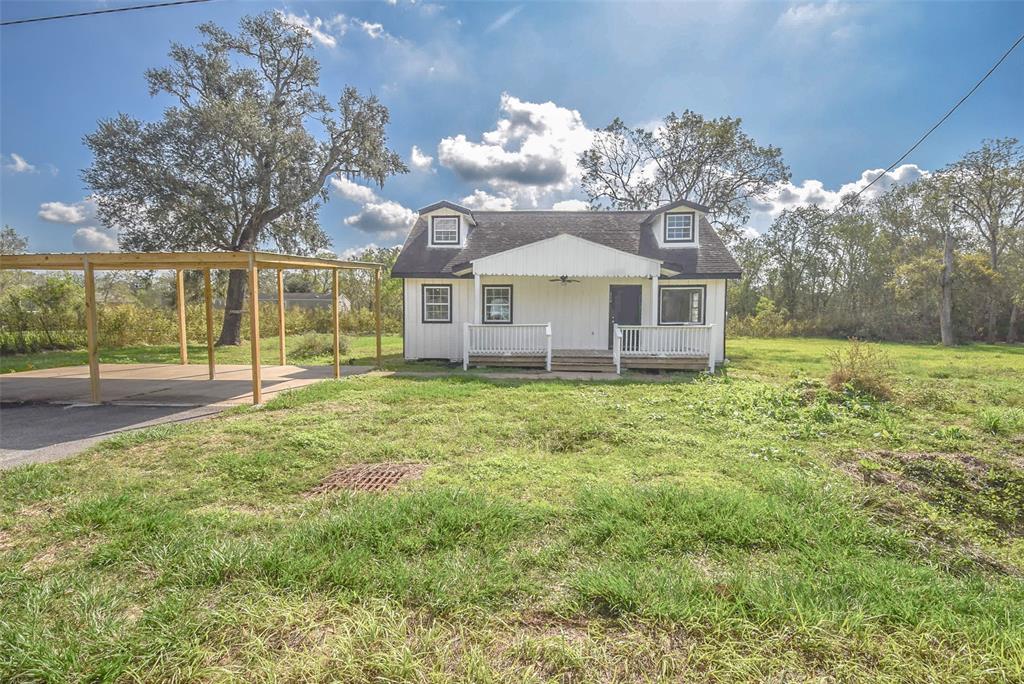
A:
[0,362,373,468]
[0,403,227,469]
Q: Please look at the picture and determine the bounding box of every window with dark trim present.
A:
[482,285,513,324]
[422,284,452,323]
[664,212,695,243]
[659,285,705,325]
[430,216,460,245]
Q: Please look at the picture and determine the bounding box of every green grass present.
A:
[0,334,446,373]
[1,337,1023,682]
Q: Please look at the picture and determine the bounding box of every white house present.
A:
[390,199,742,373]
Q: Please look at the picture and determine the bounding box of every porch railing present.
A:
[613,324,717,373]
[464,323,552,371]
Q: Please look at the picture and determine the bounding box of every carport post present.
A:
[248,256,262,404]
[332,268,341,379]
[374,267,382,369]
[83,257,101,403]
[176,269,188,365]
[277,269,286,366]
[204,269,215,380]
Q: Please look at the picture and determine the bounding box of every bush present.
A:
[289,332,348,360]
[727,297,794,337]
[826,338,894,401]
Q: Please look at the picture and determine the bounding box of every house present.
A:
[391,199,742,373]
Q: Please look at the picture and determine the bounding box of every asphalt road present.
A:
[0,403,226,469]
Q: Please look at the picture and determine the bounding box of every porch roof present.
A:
[468,233,664,278]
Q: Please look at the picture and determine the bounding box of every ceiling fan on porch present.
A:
[549,275,581,285]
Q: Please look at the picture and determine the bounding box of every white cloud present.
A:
[331,175,380,204]
[460,190,514,211]
[776,2,864,43]
[552,199,590,211]
[747,163,927,232]
[72,226,118,252]
[409,145,434,172]
[38,197,96,224]
[484,5,523,34]
[339,242,384,260]
[355,19,385,39]
[344,200,417,240]
[437,93,595,207]
[276,11,347,48]
[4,153,36,173]
[777,2,849,28]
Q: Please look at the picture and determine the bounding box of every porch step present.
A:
[550,350,616,373]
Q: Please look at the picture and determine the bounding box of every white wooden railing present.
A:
[613,324,717,373]
[464,323,552,371]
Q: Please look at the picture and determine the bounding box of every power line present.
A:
[796,30,1024,228]
[0,0,213,27]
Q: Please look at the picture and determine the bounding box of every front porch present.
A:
[463,323,718,373]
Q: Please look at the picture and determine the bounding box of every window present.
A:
[422,284,452,323]
[482,285,512,324]
[431,216,460,245]
[659,286,705,325]
[664,212,695,242]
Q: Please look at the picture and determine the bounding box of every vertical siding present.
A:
[403,276,727,362]
[404,278,473,361]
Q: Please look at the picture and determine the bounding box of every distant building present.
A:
[254,292,351,311]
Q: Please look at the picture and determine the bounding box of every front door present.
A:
[608,285,642,350]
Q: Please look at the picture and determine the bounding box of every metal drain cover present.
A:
[308,462,426,494]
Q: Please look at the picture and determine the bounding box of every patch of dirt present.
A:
[841,450,1023,577]
[0,529,12,552]
[18,502,62,519]
[306,462,427,495]
[21,536,97,574]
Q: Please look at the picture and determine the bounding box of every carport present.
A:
[0,251,384,405]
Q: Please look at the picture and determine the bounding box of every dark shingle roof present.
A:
[391,209,741,279]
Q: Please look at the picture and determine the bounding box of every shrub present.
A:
[727,297,794,338]
[826,338,894,401]
[289,332,348,360]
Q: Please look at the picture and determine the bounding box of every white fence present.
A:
[613,324,716,373]
[464,323,552,370]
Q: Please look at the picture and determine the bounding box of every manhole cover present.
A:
[307,462,426,494]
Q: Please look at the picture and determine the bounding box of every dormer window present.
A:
[431,216,461,245]
[664,212,695,243]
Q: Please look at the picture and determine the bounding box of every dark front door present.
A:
[608,285,642,350]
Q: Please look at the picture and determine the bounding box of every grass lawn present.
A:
[0,334,441,373]
[1,337,1023,682]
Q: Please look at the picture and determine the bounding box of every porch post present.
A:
[473,273,482,323]
[83,257,101,403]
[204,269,215,380]
[176,268,188,365]
[650,275,659,325]
[248,255,262,404]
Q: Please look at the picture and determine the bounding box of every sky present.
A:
[1,0,1022,256]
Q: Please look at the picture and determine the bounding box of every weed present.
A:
[826,338,894,401]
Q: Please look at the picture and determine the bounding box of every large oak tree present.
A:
[578,112,790,242]
[83,13,405,345]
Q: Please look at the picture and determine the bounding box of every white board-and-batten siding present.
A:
[471,234,661,278]
[403,276,727,362]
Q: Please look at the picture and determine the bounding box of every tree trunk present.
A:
[1008,302,1019,344]
[939,230,955,346]
[216,268,248,346]
[986,241,999,343]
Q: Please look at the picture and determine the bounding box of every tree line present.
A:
[727,139,1023,344]
[576,111,1023,344]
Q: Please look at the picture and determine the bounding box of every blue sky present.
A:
[2,0,1022,255]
